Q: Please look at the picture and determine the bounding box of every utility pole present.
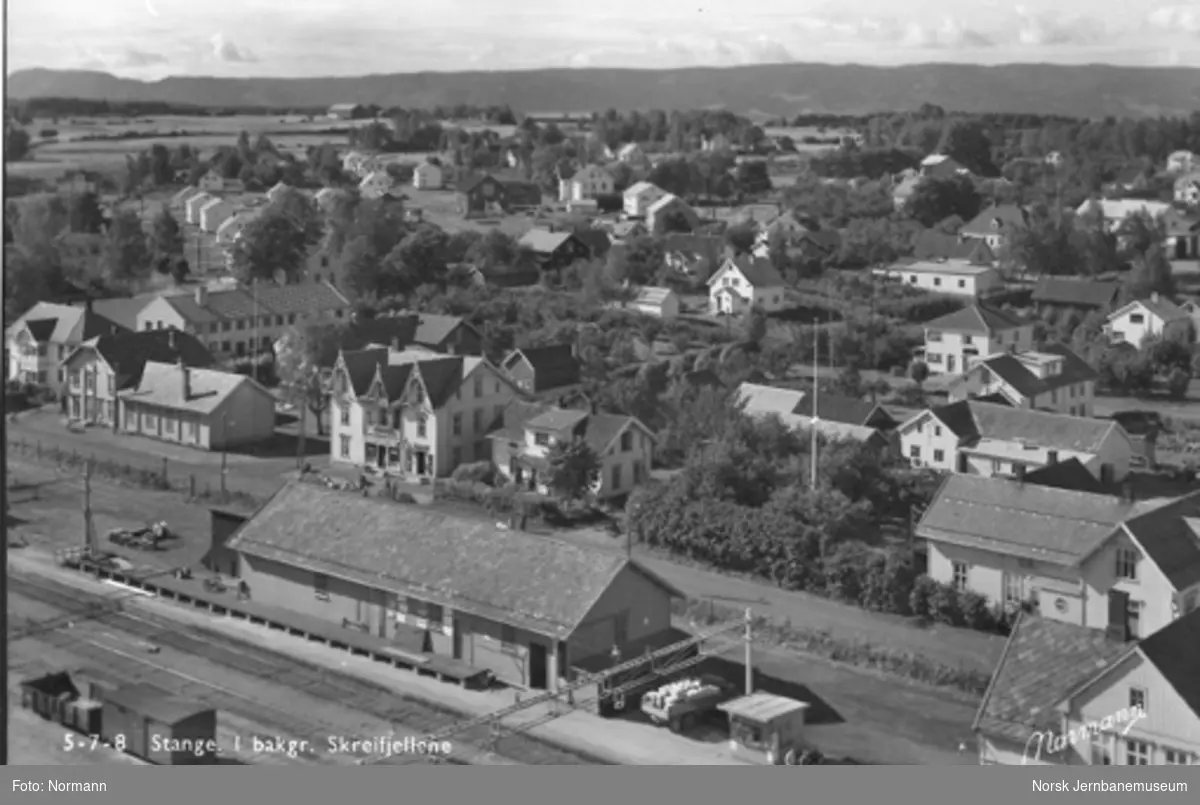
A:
[295,380,307,470]
[220,413,229,498]
[84,459,95,557]
[810,319,819,491]
[251,278,259,384]
[743,607,753,696]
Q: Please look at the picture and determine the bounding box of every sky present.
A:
[7,0,1200,77]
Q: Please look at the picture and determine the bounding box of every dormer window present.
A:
[534,432,550,446]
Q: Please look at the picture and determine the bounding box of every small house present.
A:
[646,194,700,235]
[627,287,680,319]
[502,344,583,399]
[185,192,216,226]
[412,162,444,190]
[874,261,1002,298]
[456,173,507,217]
[1104,294,1193,348]
[707,256,788,315]
[623,181,668,218]
[358,171,394,200]
[517,229,591,270]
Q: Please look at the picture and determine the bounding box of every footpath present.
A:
[8,549,752,766]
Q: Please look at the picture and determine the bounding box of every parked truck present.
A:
[640,675,736,733]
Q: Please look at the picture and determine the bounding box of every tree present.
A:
[1121,243,1175,301]
[4,121,31,162]
[936,120,996,176]
[545,439,601,503]
[745,308,768,347]
[1002,206,1083,276]
[101,209,152,285]
[148,207,185,264]
[67,191,105,233]
[903,175,982,228]
[724,224,758,255]
[274,323,348,435]
[229,191,323,283]
[909,360,930,388]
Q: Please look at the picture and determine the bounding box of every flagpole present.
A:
[810,318,818,490]
[252,278,259,384]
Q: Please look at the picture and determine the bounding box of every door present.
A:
[947,355,956,372]
[529,642,548,690]
[415,451,427,476]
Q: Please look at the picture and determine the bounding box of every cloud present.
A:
[115,48,169,68]
[903,17,994,48]
[1014,6,1104,46]
[1147,5,1200,35]
[210,33,256,62]
[73,45,168,71]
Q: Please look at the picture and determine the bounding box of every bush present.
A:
[928,583,962,626]
[908,574,939,620]
[450,461,495,485]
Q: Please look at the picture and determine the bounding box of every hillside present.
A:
[7,63,1200,119]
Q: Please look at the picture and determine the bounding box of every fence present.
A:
[6,437,262,510]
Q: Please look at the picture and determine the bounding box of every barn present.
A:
[226,480,683,690]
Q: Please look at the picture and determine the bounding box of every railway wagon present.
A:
[98,684,219,765]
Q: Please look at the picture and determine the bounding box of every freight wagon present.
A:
[17,671,219,765]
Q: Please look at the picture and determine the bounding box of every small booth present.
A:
[717,692,810,765]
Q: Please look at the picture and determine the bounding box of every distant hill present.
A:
[7,63,1200,119]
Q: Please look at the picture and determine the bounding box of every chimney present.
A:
[1046,450,1058,465]
[179,362,191,400]
[391,336,401,351]
[195,285,208,306]
[1150,291,1159,304]
[85,297,94,313]
[168,329,176,349]
[1014,464,1026,484]
[1121,478,1136,502]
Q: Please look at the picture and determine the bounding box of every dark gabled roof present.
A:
[337,347,389,395]
[415,356,467,408]
[1032,277,1121,309]
[925,303,1028,334]
[24,319,56,341]
[82,330,216,391]
[916,474,1137,565]
[969,344,1098,400]
[505,344,581,393]
[254,281,348,315]
[961,204,1029,238]
[972,614,1128,757]
[227,481,678,637]
[1023,459,1107,494]
[912,230,994,262]
[377,362,416,401]
[793,393,889,428]
[90,296,157,331]
[719,255,785,288]
[1138,609,1200,719]
[344,313,476,355]
[926,400,978,438]
[1121,490,1200,590]
[487,397,642,455]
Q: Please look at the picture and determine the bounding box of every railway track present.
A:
[9,571,607,765]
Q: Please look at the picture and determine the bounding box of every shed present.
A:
[628,287,680,319]
[718,693,810,765]
[99,684,218,764]
[19,671,79,721]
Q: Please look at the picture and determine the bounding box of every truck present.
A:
[640,675,736,733]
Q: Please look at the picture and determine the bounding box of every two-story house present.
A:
[623,181,668,218]
[502,345,584,401]
[487,400,654,500]
[707,256,788,316]
[558,165,615,203]
[61,329,215,428]
[918,475,1200,638]
[897,400,1133,483]
[1104,294,1194,348]
[6,303,129,393]
[959,204,1029,252]
[921,303,1035,375]
[947,343,1098,417]
[329,347,521,478]
[646,194,700,235]
[971,612,1199,766]
[136,282,350,359]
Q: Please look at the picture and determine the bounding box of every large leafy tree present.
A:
[546,439,602,503]
[101,209,152,285]
[229,189,322,283]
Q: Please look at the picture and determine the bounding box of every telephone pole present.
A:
[810,319,819,491]
[84,459,95,557]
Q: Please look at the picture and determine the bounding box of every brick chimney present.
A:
[179,361,191,400]
[195,285,208,306]
[168,329,176,349]
[1046,450,1058,465]
[1150,291,1160,304]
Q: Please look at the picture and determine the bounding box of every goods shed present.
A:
[226,480,684,691]
[98,684,219,765]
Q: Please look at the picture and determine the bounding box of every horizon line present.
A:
[9,60,1200,83]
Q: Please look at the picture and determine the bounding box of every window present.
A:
[1163,749,1190,765]
[621,431,633,451]
[957,279,965,288]
[611,464,622,490]
[1124,739,1149,765]
[933,449,945,463]
[237,319,246,331]
[1115,547,1139,581]
[340,406,350,426]
[417,415,427,438]
[927,330,942,342]
[451,447,461,466]
[472,408,482,433]
[1128,687,1146,714]
[164,417,176,435]
[962,335,973,346]
[221,341,230,353]
[934,425,942,436]
[339,435,350,458]
[84,373,95,392]
[1003,574,1023,606]
[1127,600,1143,639]
[106,375,114,395]
[952,562,968,591]
[70,372,80,389]
[909,446,921,459]
[452,413,462,436]
[473,376,483,397]
[535,432,550,446]
[633,462,644,483]
[909,275,917,284]
[183,420,195,441]
[1129,313,1144,324]
[1090,733,1112,765]
[991,459,1004,474]
[124,408,136,429]
[933,277,942,287]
